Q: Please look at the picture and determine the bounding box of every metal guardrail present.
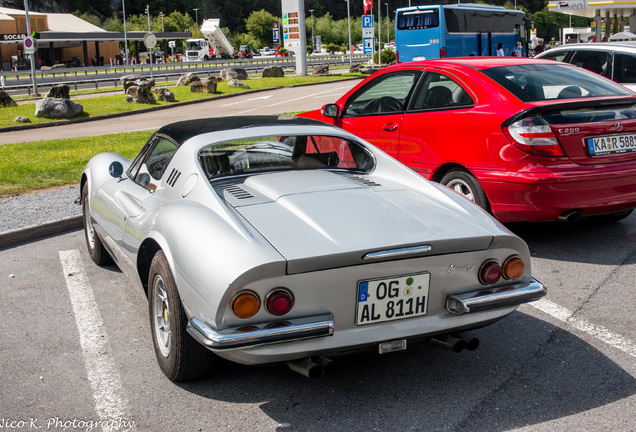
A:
[0,54,370,97]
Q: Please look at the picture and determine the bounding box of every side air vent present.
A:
[166,169,182,187]
[224,185,255,199]
[337,172,382,187]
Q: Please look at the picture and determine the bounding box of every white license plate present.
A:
[356,273,430,326]
[587,133,636,156]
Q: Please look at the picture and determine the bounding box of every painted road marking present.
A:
[59,249,133,431]
[527,298,636,358]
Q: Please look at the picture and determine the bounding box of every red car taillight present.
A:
[266,288,294,316]
[479,260,502,285]
[440,47,447,58]
[504,116,565,157]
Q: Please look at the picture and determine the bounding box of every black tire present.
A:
[82,183,113,266]
[440,169,490,211]
[148,251,216,382]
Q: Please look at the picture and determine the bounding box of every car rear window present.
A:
[199,135,375,179]
[481,63,633,102]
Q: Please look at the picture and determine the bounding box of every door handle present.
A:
[382,123,399,132]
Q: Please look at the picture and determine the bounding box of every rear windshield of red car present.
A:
[481,63,634,103]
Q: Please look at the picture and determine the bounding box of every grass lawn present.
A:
[0,73,361,197]
[0,74,359,128]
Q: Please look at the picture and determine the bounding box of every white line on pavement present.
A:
[527,298,636,358]
[59,249,132,431]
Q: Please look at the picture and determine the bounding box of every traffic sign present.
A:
[23,36,36,54]
[144,32,157,48]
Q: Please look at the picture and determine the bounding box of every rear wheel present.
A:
[148,251,216,382]
[440,169,490,211]
[82,183,113,266]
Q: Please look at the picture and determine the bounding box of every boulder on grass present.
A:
[311,64,329,75]
[155,87,175,102]
[0,90,17,107]
[35,98,83,119]
[125,85,156,104]
[261,66,284,78]
[228,79,250,89]
[13,116,31,123]
[120,74,143,92]
[177,72,200,86]
[220,67,248,81]
[46,84,70,99]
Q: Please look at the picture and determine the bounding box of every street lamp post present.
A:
[377,0,381,67]
[346,0,352,66]
[160,11,164,32]
[122,0,129,65]
[309,9,314,53]
[193,8,199,37]
[385,3,389,46]
[145,4,150,31]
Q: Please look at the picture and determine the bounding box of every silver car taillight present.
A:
[504,116,565,157]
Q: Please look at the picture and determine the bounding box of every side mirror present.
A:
[108,161,124,178]
[321,104,341,118]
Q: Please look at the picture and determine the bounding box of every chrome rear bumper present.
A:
[446,278,546,315]
[187,315,334,351]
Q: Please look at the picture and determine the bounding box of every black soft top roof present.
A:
[155,116,328,145]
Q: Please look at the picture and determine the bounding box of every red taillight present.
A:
[479,260,502,285]
[440,47,446,58]
[504,116,565,157]
[266,289,294,316]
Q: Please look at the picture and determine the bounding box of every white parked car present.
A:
[536,42,636,91]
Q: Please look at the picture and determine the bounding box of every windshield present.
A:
[481,63,634,102]
[198,134,375,179]
[186,41,202,50]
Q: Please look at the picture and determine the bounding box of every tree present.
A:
[245,9,279,47]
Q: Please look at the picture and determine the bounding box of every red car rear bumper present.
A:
[479,168,636,222]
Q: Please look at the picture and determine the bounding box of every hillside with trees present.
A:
[5,0,592,50]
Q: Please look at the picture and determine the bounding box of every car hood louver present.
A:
[221,171,494,274]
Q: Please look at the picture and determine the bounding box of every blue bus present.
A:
[395,4,527,62]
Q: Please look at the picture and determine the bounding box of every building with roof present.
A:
[0,6,191,70]
[548,0,636,42]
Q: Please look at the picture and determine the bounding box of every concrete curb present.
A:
[0,216,82,250]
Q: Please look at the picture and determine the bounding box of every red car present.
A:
[299,57,636,222]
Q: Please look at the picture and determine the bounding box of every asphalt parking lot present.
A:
[1,80,636,431]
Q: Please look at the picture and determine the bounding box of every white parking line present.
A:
[527,298,636,358]
[59,249,132,431]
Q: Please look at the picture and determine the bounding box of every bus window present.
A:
[395,4,526,62]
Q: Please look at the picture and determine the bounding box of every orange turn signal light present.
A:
[231,291,260,319]
[503,256,525,280]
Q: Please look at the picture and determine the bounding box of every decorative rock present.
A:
[125,85,156,104]
[13,116,31,123]
[35,97,83,119]
[349,63,362,73]
[228,79,250,89]
[202,78,217,93]
[190,81,205,92]
[155,87,175,102]
[45,84,70,99]
[177,72,200,86]
[261,66,285,78]
[120,74,143,92]
[220,67,248,81]
[0,89,17,107]
[311,64,330,75]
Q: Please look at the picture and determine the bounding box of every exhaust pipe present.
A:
[451,333,480,351]
[427,335,467,353]
[313,357,337,375]
[559,209,581,222]
[287,359,322,379]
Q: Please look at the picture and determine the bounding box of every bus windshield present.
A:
[395,4,526,62]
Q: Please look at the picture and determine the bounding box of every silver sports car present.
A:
[80,116,546,382]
